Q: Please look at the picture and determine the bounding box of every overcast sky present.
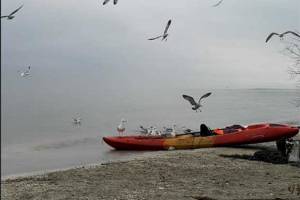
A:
[1,0,300,91]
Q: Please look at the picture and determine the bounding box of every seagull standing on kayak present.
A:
[170,124,176,137]
[150,127,160,136]
[117,119,127,136]
[139,125,148,134]
[1,5,23,20]
[182,92,212,112]
[148,19,172,41]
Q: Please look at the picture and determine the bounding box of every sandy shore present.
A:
[2,146,300,200]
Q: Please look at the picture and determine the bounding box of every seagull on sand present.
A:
[182,92,212,112]
[1,5,23,20]
[117,119,127,135]
[18,66,31,77]
[265,31,300,43]
[103,0,118,5]
[148,19,172,41]
[212,0,223,7]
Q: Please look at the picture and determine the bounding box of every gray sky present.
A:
[1,0,300,90]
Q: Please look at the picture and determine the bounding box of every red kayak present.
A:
[102,123,299,150]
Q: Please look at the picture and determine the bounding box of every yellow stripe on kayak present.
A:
[163,135,214,149]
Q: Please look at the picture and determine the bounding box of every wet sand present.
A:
[1,146,300,200]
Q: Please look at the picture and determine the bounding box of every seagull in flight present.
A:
[265,31,300,43]
[73,115,82,125]
[1,5,23,20]
[18,66,31,78]
[182,92,212,112]
[103,0,118,5]
[148,19,172,41]
[212,0,223,7]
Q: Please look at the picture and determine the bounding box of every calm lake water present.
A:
[1,87,299,178]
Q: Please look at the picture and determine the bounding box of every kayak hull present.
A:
[102,123,299,150]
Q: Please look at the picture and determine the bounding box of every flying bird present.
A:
[103,0,118,5]
[148,19,172,41]
[182,92,212,112]
[117,118,127,135]
[212,0,223,7]
[1,5,23,20]
[72,114,82,125]
[265,31,300,43]
[18,66,31,77]
[73,117,82,125]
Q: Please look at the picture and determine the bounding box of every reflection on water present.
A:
[33,137,98,151]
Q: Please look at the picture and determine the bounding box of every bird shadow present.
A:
[228,144,274,151]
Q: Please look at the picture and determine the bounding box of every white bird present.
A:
[18,66,31,77]
[148,19,172,41]
[212,0,223,7]
[182,92,212,112]
[150,127,157,136]
[151,127,162,136]
[139,125,148,134]
[163,126,173,134]
[266,31,300,43]
[103,0,118,5]
[1,5,23,20]
[170,124,176,137]
[117,119,127,135]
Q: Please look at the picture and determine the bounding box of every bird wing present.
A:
[282,31,300,38]
[199,92,212,103]
[212,0,223,7]
[265,32,279,43]
[182,95,197,106]
[9,5,23,16]
[103,0,110,5]
[113,0,118,4]
[1,16,9,18]
[148,35,163,40]
[163,20,171,35]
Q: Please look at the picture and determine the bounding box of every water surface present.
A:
[2,88,299,177]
